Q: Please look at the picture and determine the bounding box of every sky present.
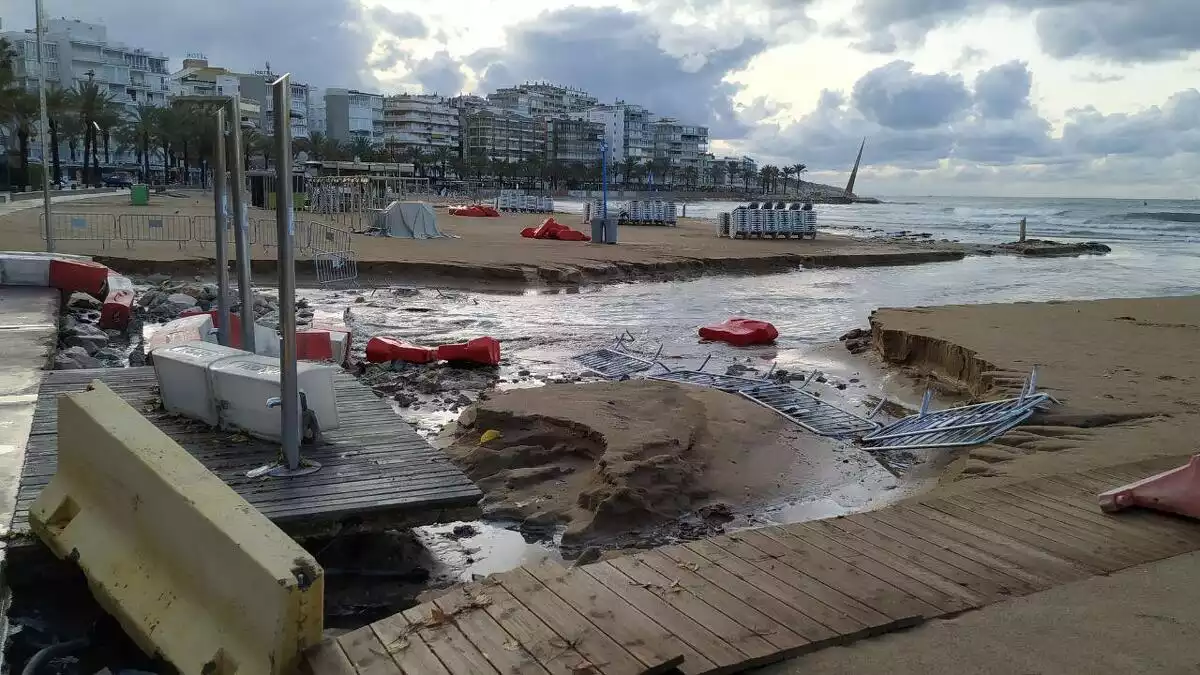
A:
[3,0,1200,198]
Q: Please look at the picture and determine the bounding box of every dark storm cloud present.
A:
[851,61,971,129]
[973,61,1031,118]
[0,0,373,88]
[408,51,465,95]
[850,0,1200,63]
[365,7,428,41]
[468,6,764,138]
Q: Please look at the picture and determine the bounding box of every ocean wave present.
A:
[1120,212,1200,223]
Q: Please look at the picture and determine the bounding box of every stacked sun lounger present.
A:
[722,207,818,239]
[496,191,554,213]
[620,200,677,226]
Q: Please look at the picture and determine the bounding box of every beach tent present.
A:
[373,201,444,238]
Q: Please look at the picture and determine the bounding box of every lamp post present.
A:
[600,139,608,220]
[34,0,53,251]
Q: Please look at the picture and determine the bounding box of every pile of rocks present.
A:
[55,292,132,370]
[135,277,283,325]
[841,327,872,355]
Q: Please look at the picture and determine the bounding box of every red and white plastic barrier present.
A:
[100,273,135,331]
[366,335,501,366]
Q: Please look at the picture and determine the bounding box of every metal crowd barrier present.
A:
[39,213,117,247]
[117,214,192,249]
[303,220,353,255]
[193,214,256,248]
[313,250,358,287]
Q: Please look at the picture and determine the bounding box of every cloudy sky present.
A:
[4,0,1200,197]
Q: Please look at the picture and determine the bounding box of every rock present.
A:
[104,329,123,339]
[518,369,531,377]
[94,347,124,362]
[145,273,171,285]
[726,363,750,375]
[845,337,871,355]
[138,289,165,308]
[480,501,526,521]
[296,298,310,309]
[456,394,471,406]
[443,524,478,540]
[63,322,109,354]
[840,328,870,342]
[836,382,848,390]
[571,547,602,567]
[698,502,735,522]
[815,374,828,383]
[354,296,366,304]
[55,346,101,369]
[164,293,197,312]
[66,292,102,311]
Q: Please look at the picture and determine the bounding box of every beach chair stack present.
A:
[718,212,731,237]
[617,200,677,226]
[496,191,553,213]
[722,206,817,239]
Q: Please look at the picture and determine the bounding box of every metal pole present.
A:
[273,74,301,471]
[212,108,232,347]
[34,0,53,252]
[227,95,255,352]
[600,140,608,219]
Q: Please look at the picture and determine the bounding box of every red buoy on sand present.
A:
[698,318,779,346]
[365,336,438,364]
[436,336,501,366]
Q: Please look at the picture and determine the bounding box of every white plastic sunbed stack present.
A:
[153,340,339,443]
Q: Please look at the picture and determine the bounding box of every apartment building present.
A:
[169,56,261,125]
[462,107,542,164]
[583,103,654,165]
[239,66,312,139]
[324,88,385,146]
[545,117,604,164]
[487,82,597,118]
[650,117,710,177]
[382,94,460,155]
[714,155,759,185]
[308,88,326,137]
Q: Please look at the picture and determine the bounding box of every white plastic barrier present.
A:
[146,314,216,354]
[0,254,52,286]
[153,341,340,443]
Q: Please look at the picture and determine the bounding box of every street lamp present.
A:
[34,0,52,250]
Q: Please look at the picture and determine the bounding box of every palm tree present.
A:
[43,86,71,184]
[781,166,795,195]
[0,37,17,90]
[349,135,373,162]
[126,103,157,181]
[70,77,116,186]
[94,100,124,166]
[792,163,807,186]
[707,162,725,188]
[682,166,699,190]
[431,145,454,181]
[1,89,39,188]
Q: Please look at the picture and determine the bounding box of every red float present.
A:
[448,204,500,217]
[49,258,109,295]
[296,330,336,362]
[436,336,501,366]
[520,227,537,238]
[698,318,779,346]
[528,217,590,242]
[99,289,135,331]
[365,336,437,364]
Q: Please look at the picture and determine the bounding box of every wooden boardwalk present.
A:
[304,455,1200,675]
[11,367,481,545]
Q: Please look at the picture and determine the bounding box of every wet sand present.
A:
[0,194,1048,288]
[862,296,1200,490]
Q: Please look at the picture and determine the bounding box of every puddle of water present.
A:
[416,521,562,583]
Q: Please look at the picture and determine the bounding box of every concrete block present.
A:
[30,381,324,675]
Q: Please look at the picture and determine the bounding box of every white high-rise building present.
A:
[308,87,327,138]
[324,88,385,146]
[238,66,312,139]
[382,94,460,155]
[584,102,652,165]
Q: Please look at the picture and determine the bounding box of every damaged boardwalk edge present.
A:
[306,454,1200,675]
[9,367,481,551]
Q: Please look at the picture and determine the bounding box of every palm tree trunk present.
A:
[142,132,150,182]
[103,130,111,164]
[82,127,91,187]
[49,119,61,183]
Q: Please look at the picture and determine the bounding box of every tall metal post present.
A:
[273,74,302,472]
[34,0,54,251]
[227,95,255,352]
[212,108,232,347]
[600,140,608,219]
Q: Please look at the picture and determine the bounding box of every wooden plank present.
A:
[794,519,981,613]
[997,483,1191,558]
[473,581,596,675]
[494,567,659,675]
[728,529,935,622]
[627,550,810,653]
[432,587,550,675]
[833,513,1024,600]
[522,560,708,675]
[370,613,452,675]
[897,504,1089,583]
[656,542,842,643]
[401,603,500,675]
[303,639,358,675]
[945,493,1141,570]
[919,500,1109,573]
[582,560,748,671]
[681,536,874,636]
[337,626,403,675]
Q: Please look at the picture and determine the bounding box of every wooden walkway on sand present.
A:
[11,367,481,546]
[305,455,1200,675]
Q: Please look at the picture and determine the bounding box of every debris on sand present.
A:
[446,380,817,547]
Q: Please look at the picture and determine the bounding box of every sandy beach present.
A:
[861,296,1200,489]
[0,193,1111,288]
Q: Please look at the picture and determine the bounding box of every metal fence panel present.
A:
[39,213,116,247]
[193,214,255,247]
[302,220,352,255]
[117,214,192,249]
[860,393,1050,451]
[573,348,654,380]
[314,250,359,287]
[254,218,280,249]
[649,370,767,392]
[738,383,881,437]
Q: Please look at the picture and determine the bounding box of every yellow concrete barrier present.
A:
[30,380,324,675]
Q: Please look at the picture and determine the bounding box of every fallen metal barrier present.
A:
[739,381,882,437]
[117,213,193,249]
[30,381,324,675]
[573,332,662,380]
[314,249,358,287]
[304,220,353,254]
[39,212,116,247]
[861,369,1053,450]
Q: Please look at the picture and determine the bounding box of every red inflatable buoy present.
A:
[436,336,501,366]
[365,336,437,364]
[698,318,779,346]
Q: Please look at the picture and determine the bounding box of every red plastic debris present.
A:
[436,336,501,366]
[1099,454,1200,519]
[49,258,109,295]
[698,318,779,346]
[296,330,336,362]
[179,307,206,318]
[448,204,500,217]
[528,217,591,242]
[365,336,437,364]
[205,310,248,349]
[99,289,135,331]
[520,227,537,238]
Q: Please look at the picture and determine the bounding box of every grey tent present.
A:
[373,201,444,238]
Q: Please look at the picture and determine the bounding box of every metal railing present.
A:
[314,250,358,287]
[117,213,192,249]
[303,220,353,255]
[39,213,117,247]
